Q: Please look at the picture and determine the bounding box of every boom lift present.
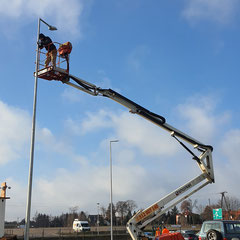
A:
[36,55,214,240]
[66,75,214,240]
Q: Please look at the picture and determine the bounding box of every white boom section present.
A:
[49,73,214,240]
[126,156,213,240]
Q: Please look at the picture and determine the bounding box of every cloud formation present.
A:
[67,109,179,157]
[4,95,240,220]
[220,129,240,168]
[177,96,230,142]
[0,101,31,165]
[182,0,239,25]
[0,0,86,37]
[61,88,83,103]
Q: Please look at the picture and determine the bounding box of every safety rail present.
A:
[37,42,70,71]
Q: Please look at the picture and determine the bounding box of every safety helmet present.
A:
[39,33,45,39]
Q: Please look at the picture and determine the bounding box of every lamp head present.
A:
[48,25,57,31]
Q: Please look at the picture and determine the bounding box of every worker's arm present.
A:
[38,39,44,49]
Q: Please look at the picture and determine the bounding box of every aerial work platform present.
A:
[36,66,69,82]
[35,41,72,82]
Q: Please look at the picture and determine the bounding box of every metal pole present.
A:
[109,140,119,240]
[97,202,100,235]
[110,142,113,240]
[24,18,57,240]
[24,17,40,240]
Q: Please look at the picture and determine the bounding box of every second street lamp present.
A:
[97,202,100,235]
[109,140,119,240]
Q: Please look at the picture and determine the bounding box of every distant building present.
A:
[176,212,201,225]
[223,210,240,220]
[88,215,98,226]
[4,222,18,229]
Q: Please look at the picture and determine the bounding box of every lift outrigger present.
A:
[36,48,214,240]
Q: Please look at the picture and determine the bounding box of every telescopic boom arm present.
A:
[45,72,214,240]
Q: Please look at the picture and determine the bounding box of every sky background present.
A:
[1,0,240,221]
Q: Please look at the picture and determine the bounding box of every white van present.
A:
[73,219,90,232]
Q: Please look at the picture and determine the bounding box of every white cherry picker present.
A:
[36,47,215,240]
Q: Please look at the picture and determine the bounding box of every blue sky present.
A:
[1,0,240,221]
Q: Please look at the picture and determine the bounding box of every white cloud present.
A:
[0,100,88,165]
[29,153,181,218]
[4,95,240,221]
[37,126,90,168]
[114,148,136,164]
[175,96,240,200]
[66,109,114,135]
[4,178,27,221]
[0,101,31,165]
[212,129,240,198]
[177,96,230,142]
[30,164,148,216]
[96,70,112,89]
[61,88,83,103]
[182,0,239,25]
[28,149,197,219]
[81,109,111,132]
[67,109,179,157]
[220,129,240,167]
[37,127,72,155]
[0,0,88,37]
[112,112,178,157]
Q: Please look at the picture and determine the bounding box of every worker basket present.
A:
[35,41,72,83]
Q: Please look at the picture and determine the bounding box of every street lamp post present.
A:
[109,140,119,240]
[97,202,100,235]
[24,18,57,240]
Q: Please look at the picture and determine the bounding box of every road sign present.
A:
[213,208,222,220]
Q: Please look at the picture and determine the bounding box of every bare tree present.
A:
[126,200,137,213]
[217,196,240,211]
[180,198,198,214]
[100,206,107,219]
[228,196,240,211]
[69,206,79,213]
[201,204,219,221]
[106,203,116,225]
[201,205,213,221]
[116,200,137,225]
[116,201,128,225]
[180,200,191,214]
[67,206,79,226]
[195,204,205,215]
[78,211,88,221]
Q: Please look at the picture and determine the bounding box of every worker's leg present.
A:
[51,49,57,67]
[45,52,51,67]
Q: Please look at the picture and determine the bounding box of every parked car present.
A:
[198,220,240,240]
[182,232,198,240]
